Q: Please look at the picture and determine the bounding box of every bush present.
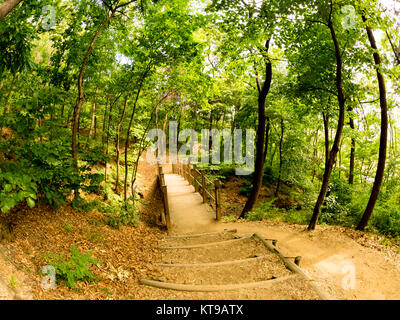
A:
[239,181,252,197]
[72,197,99,212]
[219,166,236,179]
[246,200,276,221]
[245,200,311,225]
[0,167,38,213]
[369,204,400,237]
[319,175,354,226]
[0,118,108,212]
[263,166,276,186]
[42,245,100,288]
[82,173,105,195]
[320,195,351,225]
[98,201,140,229]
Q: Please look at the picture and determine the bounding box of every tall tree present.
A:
[356,15,388,231]
[308,1,346,230]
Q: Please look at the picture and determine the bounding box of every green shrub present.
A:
[319,195,351,225]
[64,223,73,233]
[0,167,38,213]
[82,173,105,195]
[319,175,354,226]
[245,200,311,225]
[219,166,236,179]
[369,205,400,237]
[72,197,99,212]
[263,166,276,186]
[0,118,108,213]
[42,245,100,288]
[99,201,140,229]
[239,182,252,197]
[246,200,276,221]
[80,146,110,166]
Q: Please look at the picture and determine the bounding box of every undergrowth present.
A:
[42,245,100,288]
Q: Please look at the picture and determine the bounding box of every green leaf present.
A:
[27,198,35,209]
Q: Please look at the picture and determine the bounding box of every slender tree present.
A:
[115,96,128,192]
[308,1,346,230]
[240,40,272,217]
[356,16,388,231]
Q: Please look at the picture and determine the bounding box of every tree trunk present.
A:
[322,112,330,168]
[193,104,198,131]
[130,113,156,197]
[89,87,98,141]
[102,95,110,151]
[124,67,151,202]
[240,39,272,218]
[356,17,388,231]
[308,6,346,231]
[104,99,114,183]
[72,13,113,182]
[386,31,400,65]
[348,107,356,185]
[275,118,284,197]
[162,111,169,153]
[0,0,21,21]
[312,129,319,182]
[263,116,271,164]
[115,97,128,192]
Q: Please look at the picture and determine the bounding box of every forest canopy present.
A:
[0,0,400,237]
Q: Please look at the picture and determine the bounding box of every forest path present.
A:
[164,173,218,235]
[137,162,400,300]
[138,166,322,300]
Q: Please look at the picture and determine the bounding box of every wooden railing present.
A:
[157,163,171,229]
[172,163,222,221]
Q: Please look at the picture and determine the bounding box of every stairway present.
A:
[140,230,327,300]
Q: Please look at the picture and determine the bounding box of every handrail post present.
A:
[161,185,171,230]
[160,172,165,186]
[215,180,222,221]
[193,165,199,193]
[201,170,207,203]
[157,162,170,230]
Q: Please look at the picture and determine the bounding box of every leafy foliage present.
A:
[98,201,140,229]
[42,245,100,288]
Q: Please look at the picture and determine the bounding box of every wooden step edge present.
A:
[139,275,298,292]
[164,229,237,239]
[157,255,275,268]
[159,235,251,250]
[253,233,333,300]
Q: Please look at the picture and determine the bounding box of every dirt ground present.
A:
[204,220,400,300]
[0,157,166,300]
[1,157,400,300]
